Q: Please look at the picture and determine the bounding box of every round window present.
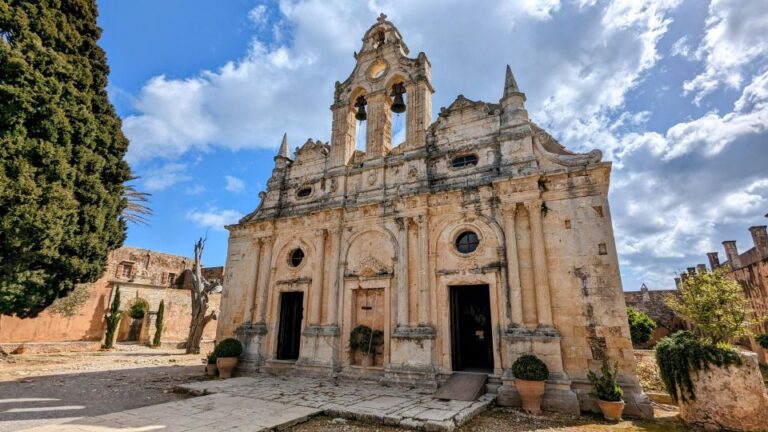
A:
[455,231,480,254]
[296,187,312,198]
[289,248,305,267]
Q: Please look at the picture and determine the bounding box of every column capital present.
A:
[315,228,328,237]
[395,216,411,231]
[501,205,519,217]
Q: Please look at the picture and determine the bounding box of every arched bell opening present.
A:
[349,87,369,152]
[386,76,409,148]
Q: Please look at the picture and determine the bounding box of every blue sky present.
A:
[97,0,768,291]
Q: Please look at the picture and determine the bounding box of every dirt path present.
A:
[0,345,207,432]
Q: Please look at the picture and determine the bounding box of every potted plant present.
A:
[205,352,218,376]
[349,325,384,367]
[213,338,243,378]
[511,354,549,414]
[587,359,624,421]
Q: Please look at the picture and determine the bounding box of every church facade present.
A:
[217,15,651,418]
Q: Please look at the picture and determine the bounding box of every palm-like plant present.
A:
[122,177,152,225]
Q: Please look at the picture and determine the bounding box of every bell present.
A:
[390,83,406,114]
[354,95,367,121]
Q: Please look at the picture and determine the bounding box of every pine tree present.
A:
[0,0,131,317]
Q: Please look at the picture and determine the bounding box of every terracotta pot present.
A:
[597,399,625,421]
[216,357,238,378]
[515,379,546,415]
[205,364,218,376]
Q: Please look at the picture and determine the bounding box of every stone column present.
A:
[416,215,430,326]
[326,227,342,326]
[247,238,263,322]
[405,80,432,149]
[330,102,355,167]
[365,91,392,159]
[529,201,553,327]
[255,236,273,324]
[502,206,522,327]
[310,229,326,326]
[396,217,410,328]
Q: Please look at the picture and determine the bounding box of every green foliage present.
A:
[587,359,624,402]
[152,300,164,347]
[206,352,217,365]
[127,297,148,319]
[626,307,657,345]
[48,284,91,318]
[0,0,131,318]
[654,331,742,402]
[511,354,549,381]
[756,334,768,349]
[213,338,243,358]
[349,325,384,355]
[667,268,754,344]
[102,287,122,349]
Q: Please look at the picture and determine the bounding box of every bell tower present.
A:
[330,14,434,167]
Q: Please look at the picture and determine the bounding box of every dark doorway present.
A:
[450,285,493,372]
[276,291,304,360]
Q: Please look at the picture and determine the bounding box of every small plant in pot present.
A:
[512,354,549,415]
[587,359,624,421]
[213,338,243,378]
[350,325,384,367]
[205,352,218,376]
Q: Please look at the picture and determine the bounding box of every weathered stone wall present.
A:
[0,247,221,347]
[678,351,768,431]
[624,286,685,347]
[218,14,650,418]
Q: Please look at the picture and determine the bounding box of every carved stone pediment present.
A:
[351,256,392,277]
[293,139,330,163]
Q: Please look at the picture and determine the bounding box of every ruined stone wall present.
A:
[624,287,684,346]
[0,247,221,347]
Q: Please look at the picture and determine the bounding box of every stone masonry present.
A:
[217,14,651,418]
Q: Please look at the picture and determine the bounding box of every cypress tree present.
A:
[0,0,130,317]
[152,299,164,347]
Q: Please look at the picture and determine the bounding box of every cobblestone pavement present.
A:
[177,375,495,431]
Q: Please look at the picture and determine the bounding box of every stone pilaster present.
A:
[395,216,410,329]
[502,205,522,327]
[365,91,392,159]
[246,238,262,322]
[529,201,553,327]
[309,229,326,326]
[416,215,430,326]
[325,226,343,327]
[330,102,356,167]
[405,80,432,149]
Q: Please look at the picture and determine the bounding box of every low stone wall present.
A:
[679,351,768,431]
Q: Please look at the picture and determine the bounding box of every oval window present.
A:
[455,231,480,254]
[289,248,305,267]
[296,186,312,198]
[451,154,478,169]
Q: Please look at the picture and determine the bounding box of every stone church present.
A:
[217,14,651,418]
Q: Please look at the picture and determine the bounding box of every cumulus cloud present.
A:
[224,175,246,193]
[142,162,192,192]
[185,208,244,231]
[683,0,768,103]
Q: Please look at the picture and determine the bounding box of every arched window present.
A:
[455,231,480,254]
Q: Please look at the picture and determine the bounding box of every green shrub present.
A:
[626,307,657,345]
[667,268,754,343]
[654,331,741,402]
[349,325,384,355]
[206,352,217,365]
[152,300,165,347]
[127,298,148,319]
[587,359,624,402]
[511,354,549,381]
[213,338,243,358]
[102,288,122,349]
[756,334,768,349]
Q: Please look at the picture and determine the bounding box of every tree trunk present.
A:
[185,237,221,354]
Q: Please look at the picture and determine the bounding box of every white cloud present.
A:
[185,184,206,195]
[670,36,692,59]
[224,175,246,193]
[186,208,244,231]
[142,163,192,192]
[248,5,269,26]
[683,0,768,103]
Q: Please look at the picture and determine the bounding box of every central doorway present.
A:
[276,291,304,360]
[449,285,493,372]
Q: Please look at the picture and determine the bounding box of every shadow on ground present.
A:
[0,365,204,432]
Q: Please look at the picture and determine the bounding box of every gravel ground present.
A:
[0,345,207,432]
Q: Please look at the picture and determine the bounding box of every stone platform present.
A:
[177,375,495,431]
